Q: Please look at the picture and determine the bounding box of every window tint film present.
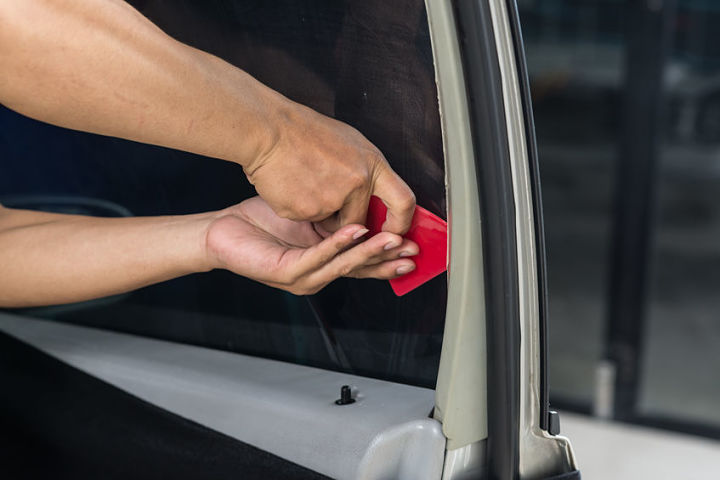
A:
[0,0,446,388]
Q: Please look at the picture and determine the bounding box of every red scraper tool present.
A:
[366,195,448,296]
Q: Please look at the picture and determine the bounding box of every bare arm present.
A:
[0,0,415,233]
[0,200,417,308]
[0,0,278,167]
[0,204,213,307]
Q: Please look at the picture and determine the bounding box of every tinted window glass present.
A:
[0,0,446,388]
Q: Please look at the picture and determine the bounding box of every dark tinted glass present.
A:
[0,0,446,388]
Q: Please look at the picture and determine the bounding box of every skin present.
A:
[0,0,416,232]
[0,197,418,308]
[0,0,420,306]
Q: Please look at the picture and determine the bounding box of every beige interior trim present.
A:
[425,0,489,453]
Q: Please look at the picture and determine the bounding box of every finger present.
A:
[371,163,416,235]
[356,238,419,267]
[348,259,417,280]
[306,231,404,286]
[317,189,371,234]
[338,189,370,229]
[292,224,369,277]
[383,238,419,259]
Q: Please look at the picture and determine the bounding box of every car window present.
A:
[0,0,446,388]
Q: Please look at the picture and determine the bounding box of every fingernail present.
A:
[352,228,369,240]
[396,265,414,275]
[384,240,400,251]
[399,250,416,257]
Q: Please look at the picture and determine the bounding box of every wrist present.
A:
[205,52,288,171]
[238,89,290,177]
[179,47,286,170]
[197,210,227,273]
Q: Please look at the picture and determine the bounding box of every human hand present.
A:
[205,197,418,295]
[243,100,416,235]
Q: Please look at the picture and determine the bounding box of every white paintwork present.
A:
[0,313,446,480]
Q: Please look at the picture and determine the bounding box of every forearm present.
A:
[0,206,215,307]
[0,0,283,166]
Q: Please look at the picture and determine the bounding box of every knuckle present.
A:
[319,192,344,215]
[294,207,312,220]
[293,202,319,220]
[374,232,399,249]
[369,150,387,166]
[275,205,295,220]
[398,191,416,212]
[318,205,338,221]
[348,170,369,190]
[377,232,397,243]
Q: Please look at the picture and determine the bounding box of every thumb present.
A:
[371,164,416,235]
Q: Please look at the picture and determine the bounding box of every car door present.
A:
[0,1,578,479]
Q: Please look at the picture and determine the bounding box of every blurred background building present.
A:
[518,0,720,440]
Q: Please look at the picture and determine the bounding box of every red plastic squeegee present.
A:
[366,195,448,296]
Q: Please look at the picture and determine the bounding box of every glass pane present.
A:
[518,0,627,402]
[0,0,446,388]
[639,1,720,426]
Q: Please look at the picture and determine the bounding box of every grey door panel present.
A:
[0,313,445,480]
[0,330,329,480]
